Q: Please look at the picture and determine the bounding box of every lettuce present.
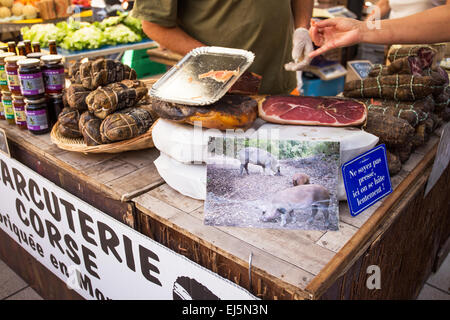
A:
[123,14,144,37]
[98,14,126,30]
[20,13,146,51]
[59,25,106,51]
[104,24,141,45]
[20,24,65,47]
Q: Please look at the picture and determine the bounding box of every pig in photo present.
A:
[260,184,335,230]
[292,172,310,186]
[205,137,340,231]
[239,147,281,176]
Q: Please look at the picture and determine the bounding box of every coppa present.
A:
[0,159,162,287]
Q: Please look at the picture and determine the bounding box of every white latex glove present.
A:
[296,71,304,95]
[285,27,314,71]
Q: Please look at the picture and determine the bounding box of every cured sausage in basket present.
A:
[77,58,137,90]
[79,111,102,146]
[86,80,148,119]
[58,108,82,138]
[100,107,155,143]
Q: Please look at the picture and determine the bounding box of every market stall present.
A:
[0,53,448,299]
[0,101,448,299]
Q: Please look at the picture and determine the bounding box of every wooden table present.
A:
[0,116,448,300]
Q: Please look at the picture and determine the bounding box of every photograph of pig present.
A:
[205,137,340,231]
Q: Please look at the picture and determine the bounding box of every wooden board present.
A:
[147,47,183,66]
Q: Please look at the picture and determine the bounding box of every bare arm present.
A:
[309,4,450,58]
[291,0,314,29]
[363,4,450,44]
[142,21,205,55]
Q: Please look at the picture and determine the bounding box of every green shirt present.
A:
[131,0,297,94]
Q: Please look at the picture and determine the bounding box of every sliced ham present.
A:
[258,95,367,127]
[198,69,239,82]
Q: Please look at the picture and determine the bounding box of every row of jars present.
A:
[0,93,63,133]
[0,50,65,135]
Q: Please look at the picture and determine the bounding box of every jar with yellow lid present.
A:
[5,55,26,94]
[12,95,27,130]
[0,52,15,92]
[2,90,14,125]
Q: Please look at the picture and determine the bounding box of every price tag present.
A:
[424,122,450,197]
[342,144,393,216]
[0,128,10,158]
[348,61,372,79]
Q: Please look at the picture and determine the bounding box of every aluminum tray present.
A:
[150,46,255,106]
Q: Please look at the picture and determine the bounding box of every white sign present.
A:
[0,152,256,300]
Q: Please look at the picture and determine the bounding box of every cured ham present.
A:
[258,95,367,127]
[228,71,262,95]
[198,69,239,82]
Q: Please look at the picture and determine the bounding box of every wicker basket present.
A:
[50,119,158,154]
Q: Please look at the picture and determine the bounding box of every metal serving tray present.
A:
[150,46,255,106]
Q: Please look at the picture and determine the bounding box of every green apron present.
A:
[132,0,297,94]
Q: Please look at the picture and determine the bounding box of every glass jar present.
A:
[25,95,50,134]
[5,55,26,94]
[18,58,45,97]
[7,41,16,54]
[32,42,41,53]
[0,91,4,120]
[12,95,27,130]
[23,40,32,55]
[0,52,15,92]
[41,55,65,94]
[48,40,58,55]
[48,93,64,126]
[2,91,14,125]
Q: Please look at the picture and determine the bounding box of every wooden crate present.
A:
[0,117,448,300]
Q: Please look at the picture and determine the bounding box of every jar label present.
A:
[3,99,14,120]
[0,65,7,86]
[7,70,20,91]
[14,107,27,124]
[19,72,45,95]
[43,68,65,91]
[26,109,48,131]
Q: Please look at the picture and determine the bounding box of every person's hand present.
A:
[285,27,314,71]
[309,18,364,59]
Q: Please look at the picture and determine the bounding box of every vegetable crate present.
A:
[122,48,167,79]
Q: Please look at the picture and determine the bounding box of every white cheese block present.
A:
[254,124,379,200]
[151,118,266,164]
[154,152,206,200]
[254,123,379,164]
[153,120,379,201]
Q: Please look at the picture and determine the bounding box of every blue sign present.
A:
[342,144,393,216]
[349,61,372,79]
